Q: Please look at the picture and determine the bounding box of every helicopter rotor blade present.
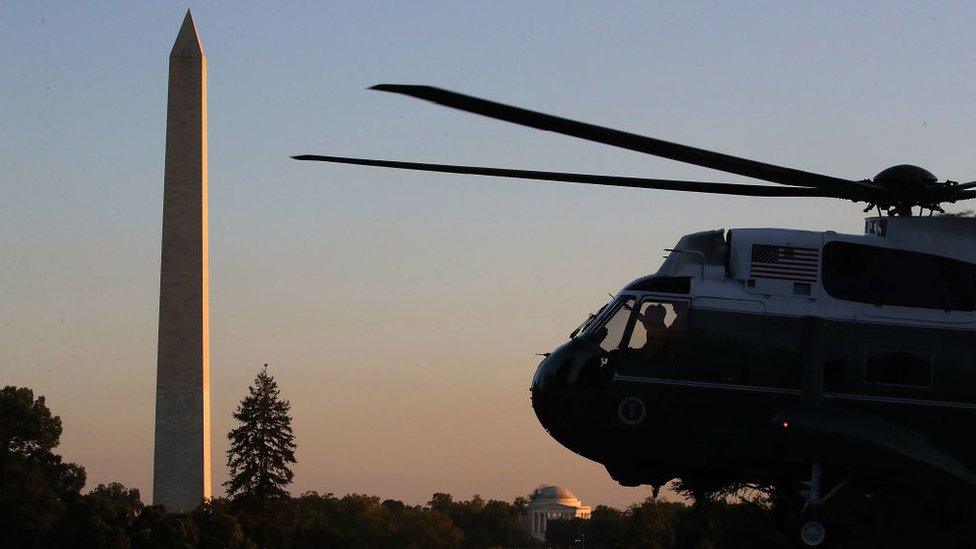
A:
[941,181,976,195]
[369,84,878,194]
[292,154,871,200]
[916,181,976,206]
[947,189,976,201]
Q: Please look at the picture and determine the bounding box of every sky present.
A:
[3,1,976,509]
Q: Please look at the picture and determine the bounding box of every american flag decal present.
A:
[750,244,819,282]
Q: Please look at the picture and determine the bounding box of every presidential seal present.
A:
[618,397,646,426]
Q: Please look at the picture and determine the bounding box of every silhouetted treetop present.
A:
[225,365,297,502]
[0,386,63,456]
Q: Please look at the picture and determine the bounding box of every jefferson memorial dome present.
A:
[523,485,591,540]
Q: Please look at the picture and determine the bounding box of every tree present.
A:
[87,482,143,516]
[225,365,297,502]
[51,482,145,549]
[425,493,538,548]
[0,386,86,547]
[0,386,63,457]
[599,499,681,549]
[190,499,252,549]
[129,505,196,549]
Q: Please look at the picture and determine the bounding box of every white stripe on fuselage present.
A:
[613,375,976,410]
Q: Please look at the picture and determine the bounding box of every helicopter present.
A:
[295,85,976,547]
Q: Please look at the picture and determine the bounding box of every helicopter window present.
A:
[593,297,636,352]
[864,349,933,388]
[822,242,976,311]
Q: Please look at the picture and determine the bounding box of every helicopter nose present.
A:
[530,338,607,452]
[531,338,606,393]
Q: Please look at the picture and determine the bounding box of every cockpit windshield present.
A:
[588,297,635,352]
[569,303,607,339]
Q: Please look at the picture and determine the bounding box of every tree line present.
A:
[4,368,976,548]
[0,369,539,548]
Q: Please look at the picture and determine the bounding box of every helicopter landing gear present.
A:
[794,462,851,547]
[800,462,851,513]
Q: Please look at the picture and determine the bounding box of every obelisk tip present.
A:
[170,9,205,58]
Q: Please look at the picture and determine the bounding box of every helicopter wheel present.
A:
[797,514,827,547]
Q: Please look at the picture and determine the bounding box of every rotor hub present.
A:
[869,165,943,216]
[872,164,937,191]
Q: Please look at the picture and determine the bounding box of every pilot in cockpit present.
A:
[638,304,668,356]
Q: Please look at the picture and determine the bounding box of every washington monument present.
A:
[153,10,211,511]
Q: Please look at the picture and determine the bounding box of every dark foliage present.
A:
[130,504,196,548]
[191,498,252,549]
[282,492,463,548]
[0,386,87,548]
[50,482,145,548]
[426,492,538,548]
[225,365,297,502]
[0,386,63,456]
[545,499,687,549]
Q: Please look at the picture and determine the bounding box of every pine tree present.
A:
[224,365,296,501]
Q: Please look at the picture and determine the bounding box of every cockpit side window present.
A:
[626,300,687,350]
[608,299,690,378]
[586,296,690,358]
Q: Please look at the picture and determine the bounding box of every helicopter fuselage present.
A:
[531,216,976,495]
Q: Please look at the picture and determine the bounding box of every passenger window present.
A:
[864,349,933,388]
[822,241,976,311]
